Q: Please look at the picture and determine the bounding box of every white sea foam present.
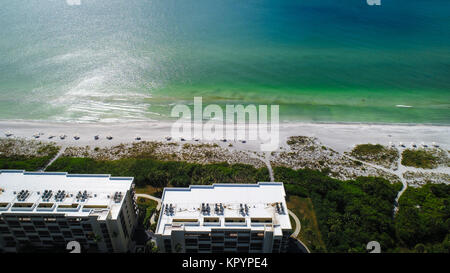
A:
[395,105,413,108]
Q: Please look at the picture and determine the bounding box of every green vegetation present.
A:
[394,183,450,253]
[136,197,158,230]
[275,166,402,252]
[0,144,59,171]
[2,142,447,253]
[0,156,53,171]
[350,144,399,168]
[135,185,161,196]
[401,149,440,169]
[287,195,326,252]
[46,157,269,188]
[352,144,385,155]
[146,241,159,253]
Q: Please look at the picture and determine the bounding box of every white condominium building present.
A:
[155,182,292,253]
[0,170,138,253]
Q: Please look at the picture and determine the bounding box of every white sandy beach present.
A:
[0,120,449,154]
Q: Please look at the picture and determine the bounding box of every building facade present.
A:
[155,182,291,253]
[0,170,138,253]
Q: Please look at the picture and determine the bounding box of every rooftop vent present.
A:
[54,190,66,202]
[164,203,174,215]
[201,203,211,215]
[275,202,285,214]
[42,190,53,202]
[113,192,123,203]
[240,203,249,216]
[16,190,30,201]
[76,190,89,202]
[214,203,224,215]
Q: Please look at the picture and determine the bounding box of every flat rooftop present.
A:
[0,170,134,220]
[156,182,291,236]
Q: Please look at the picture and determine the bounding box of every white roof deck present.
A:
[0,170,134,220]
[156,182,291,235]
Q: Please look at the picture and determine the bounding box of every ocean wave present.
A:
[395,105,413,108]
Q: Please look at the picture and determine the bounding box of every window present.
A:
[237,246,249,253]
[212,236,224,243]
[0,226,10,234]
[250,243,263,251]
[7,221,20,227]
[72,228,83,236]
[164,239,172,253]
[251,232,264,240]
[225,232,238,238]
[6,241,16,247]
[23,226,36,232]
[38,230,51,237]
[238,237,250,243]
[198,234,211,241]
[185,239,197,246]
[199,244,211,250]
[34,221,45,227]
[225,242,236,248]
[29,236,40,243]
[53,236,65,242]
[48,226,60,233]
[82,224,93,231]
[212,246,224,252]
[13,230,25,237]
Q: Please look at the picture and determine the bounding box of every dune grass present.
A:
[401,149,440,169]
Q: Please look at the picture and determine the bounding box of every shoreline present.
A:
[1,118,449,127]
[0,119,449,154]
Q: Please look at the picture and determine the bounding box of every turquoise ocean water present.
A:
[0,0,449,123]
